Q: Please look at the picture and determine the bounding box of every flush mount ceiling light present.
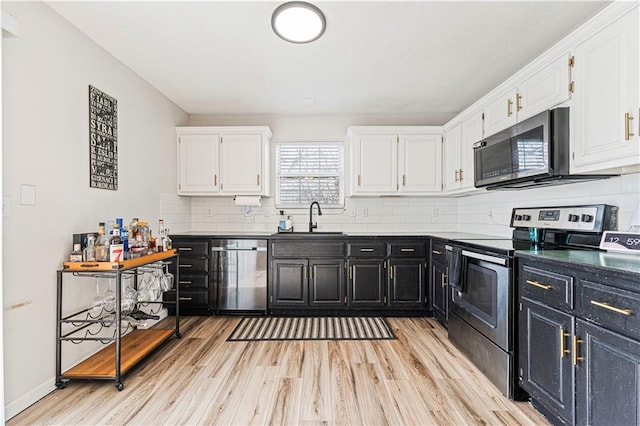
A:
[272,1,326,44]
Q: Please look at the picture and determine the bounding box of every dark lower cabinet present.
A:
[165,237,211,315]
[430,259,448,325]
[388,258,426,308]
[309,259,346,307]
[348,259,386,307]
[271,259,307,307]
[519,299,575,424]
[518,254,640,426]
[575,319,640,426]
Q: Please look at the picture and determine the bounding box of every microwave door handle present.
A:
[473,141,486,149]
[461,249,507,266]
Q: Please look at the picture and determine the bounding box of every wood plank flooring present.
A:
[9,316,549,425]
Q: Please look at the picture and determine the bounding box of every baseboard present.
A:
[5,378,55,420]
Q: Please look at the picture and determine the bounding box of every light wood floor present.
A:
[9,316,549,425]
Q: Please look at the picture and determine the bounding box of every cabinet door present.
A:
[352,133,398,195]
[219,133,263,194]
[177,134,220,194]
[443,124,462,191]
[519,299,575,425]
[430,260,447,324]
[309,259,346,307]
[517,53,571,122]
[483,86,518,137]
[349,259,386,307]
[575,319,640,426]
[388,259,425,308]
[571,8,639,172]
[398,133,442,193]
[271,259,308,307]
[459,113,483,190]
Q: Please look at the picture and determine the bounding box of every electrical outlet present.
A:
[350,208,356,217]
[488,208,494,217]
[432,207,438,217]
[361,208,368,217]
[207,209,213,217]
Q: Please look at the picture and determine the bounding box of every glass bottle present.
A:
[83,234,96,262]
[95,223,110,262]
[109,224,124,262]
[70,244,83,262]
[157,219,165,252]
[164,228,172,251]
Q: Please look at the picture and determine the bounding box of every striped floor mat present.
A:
[227,316,396,341]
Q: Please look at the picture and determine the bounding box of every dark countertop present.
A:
[516,249,640,276]
[171,231,505,240]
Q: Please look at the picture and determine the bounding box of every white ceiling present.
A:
[47,1,609,124]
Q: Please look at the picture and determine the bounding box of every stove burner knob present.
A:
[514,214,523,221]
[581,214,593,222]
[568,214,580,222]
[522,214,531,221]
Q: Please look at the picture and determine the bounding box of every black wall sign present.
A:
[89,85,118,190]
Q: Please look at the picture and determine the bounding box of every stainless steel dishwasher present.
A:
[211,239,268,313]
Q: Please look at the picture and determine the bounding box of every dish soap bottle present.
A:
[279,210,286,231]
[286,215,292,231]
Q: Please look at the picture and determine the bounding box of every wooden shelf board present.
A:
[63,328,176,378]
[62,249,177,272]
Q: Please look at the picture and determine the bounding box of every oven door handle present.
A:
[461,250,507,266]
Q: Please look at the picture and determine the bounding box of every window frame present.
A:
[275,140,345,209]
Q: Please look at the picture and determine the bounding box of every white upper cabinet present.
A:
[483,53,572,137]
[177,133,220,194]
[398,133,442,193]
[444,111,483,193]
[571,6,639,173]
[177,126,272,196]
[348,126,442,196]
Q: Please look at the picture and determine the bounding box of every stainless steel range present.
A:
[447,204,618,399]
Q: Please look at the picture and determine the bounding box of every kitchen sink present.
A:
[271,231,345,236]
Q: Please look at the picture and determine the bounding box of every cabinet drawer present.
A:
[176,274,208,290]
[577,280,640,341]
[271,241,345,257]
[178,257,209,273]
[430,240,447,264]
[164,289,209,306]
[173,240,209,256]
[389,242,425,257]
[520,264,574,310]
[348,242,386,257]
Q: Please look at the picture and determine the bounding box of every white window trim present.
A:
[275,140,345,209]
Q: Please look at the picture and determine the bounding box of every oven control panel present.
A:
[511,205,618,232]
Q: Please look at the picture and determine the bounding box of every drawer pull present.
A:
[526,280,552,290]
[178,247,193,251]
[441,274,447,288]
[559,328,569,358]
[179,264,193,268]
[573,335,583,366]
[360,248,374,252]
[178,280,192,284]
[400,248,415,252]
[178,297,193,301]
[432,250,442,255]
[590,300,632,316]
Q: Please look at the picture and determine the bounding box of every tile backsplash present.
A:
[178,173,638,236]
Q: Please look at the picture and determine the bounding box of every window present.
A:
[276,141,344,208]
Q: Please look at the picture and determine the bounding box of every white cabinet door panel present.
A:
[517,53,571,122]
[220,133,263,194]
[571,8,639,172]
[459,112,483,189]
[483,86,518,137]
[178,134,219,194]
[399,134,442,193]
[353,134,398,194]
[443,124,462,191]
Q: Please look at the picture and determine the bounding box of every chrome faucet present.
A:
[309,201,323,232]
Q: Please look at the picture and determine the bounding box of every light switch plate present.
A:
[20,184,36,206]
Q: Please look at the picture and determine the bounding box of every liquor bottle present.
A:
[109,224,124,262]
[164,228,172,251]
[83,234,96,261]
[70,244,83,262]
[157,219,165,252]
[95,223,110,262]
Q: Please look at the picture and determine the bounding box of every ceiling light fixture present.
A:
[272,1,326,44]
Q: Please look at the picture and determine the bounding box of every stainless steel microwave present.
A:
[473,108,614,190]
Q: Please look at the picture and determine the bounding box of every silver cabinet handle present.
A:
[178,247,193,251]
[178,297,193,301]
[400,248,415,252]
[360,248,374,252]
